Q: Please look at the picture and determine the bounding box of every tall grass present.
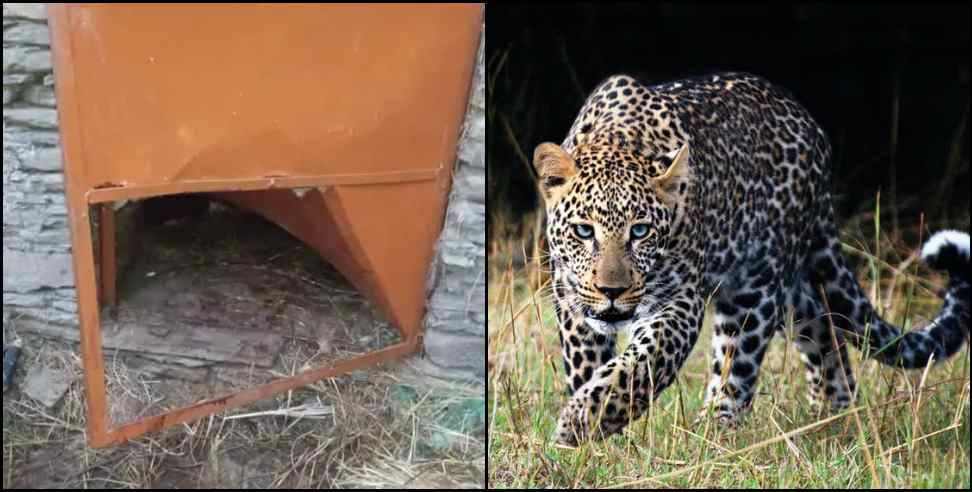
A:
[487,211,971,488]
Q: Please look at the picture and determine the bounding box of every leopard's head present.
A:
[534,138,692,335]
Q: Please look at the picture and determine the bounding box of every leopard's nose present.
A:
[595,284,628,300]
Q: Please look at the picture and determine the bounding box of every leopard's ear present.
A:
[652,143,692,205]
[533,142,579,204]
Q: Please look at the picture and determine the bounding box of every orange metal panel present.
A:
[61,3,480,188]
[97,203,116,306]
[47,3,482,447]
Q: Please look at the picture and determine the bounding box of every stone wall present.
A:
[422,29,487,382]
[3,5,486,382]
[2,3,78,327]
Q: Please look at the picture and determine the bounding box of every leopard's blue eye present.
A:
[631,224,650,239]
[573,224,594,240]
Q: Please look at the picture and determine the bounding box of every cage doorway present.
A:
[92,195,403,428]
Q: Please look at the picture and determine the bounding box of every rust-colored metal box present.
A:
[47,3,482,447]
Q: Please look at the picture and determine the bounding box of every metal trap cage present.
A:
[47,3,482,447]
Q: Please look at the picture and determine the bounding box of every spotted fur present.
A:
[533,73,971,446]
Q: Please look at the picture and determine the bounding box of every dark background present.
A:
[487,4,970,250]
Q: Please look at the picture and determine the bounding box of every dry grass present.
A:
[1,331,485,490]
[487,213,971,488]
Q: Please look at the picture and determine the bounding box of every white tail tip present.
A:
[921,230,970,262]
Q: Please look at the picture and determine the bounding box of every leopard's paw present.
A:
[554,393,626,446]
[693,405,744,431]
[554,398,590,446]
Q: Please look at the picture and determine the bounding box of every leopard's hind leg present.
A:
[787,279,857,413]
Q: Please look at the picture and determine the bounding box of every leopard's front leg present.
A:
[554,279,617,396]
[554,349,645,445]
[555,290,705,446]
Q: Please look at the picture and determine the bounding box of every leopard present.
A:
[532,72,971,446]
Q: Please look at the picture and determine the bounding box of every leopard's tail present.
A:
[810,226,970,369]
